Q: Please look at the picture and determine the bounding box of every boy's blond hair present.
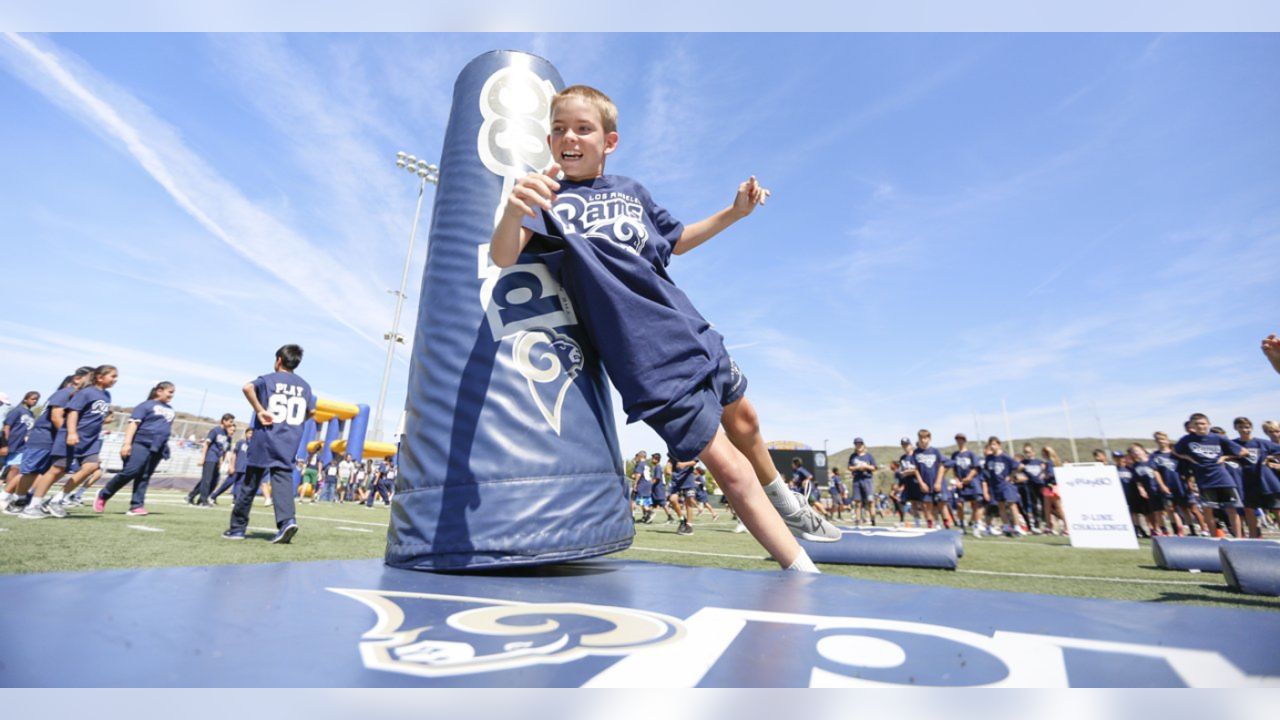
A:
[551,84,618,135]
[1263,420,1280,434]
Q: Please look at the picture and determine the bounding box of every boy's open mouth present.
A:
[561,150,582,161]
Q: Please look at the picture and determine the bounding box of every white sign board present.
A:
[1054,463,1138,549]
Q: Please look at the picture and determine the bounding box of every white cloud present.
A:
[0,32,389,348]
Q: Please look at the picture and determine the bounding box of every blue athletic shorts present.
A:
[636,496,652,508]
[646,353,748,462]
[19,446,54,475]
[850,479,874,502]
[4,451,22,469]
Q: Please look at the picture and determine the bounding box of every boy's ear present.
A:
[603,131,619,155]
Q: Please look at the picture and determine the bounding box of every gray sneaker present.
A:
[19,503,47,520]
[46,500,68,518]
[780,495,841,542]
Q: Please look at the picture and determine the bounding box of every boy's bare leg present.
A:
[720,397,786,485]
[699,430,809,570]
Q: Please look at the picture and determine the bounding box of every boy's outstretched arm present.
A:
[673,176,771,256]
[490,164,561,268]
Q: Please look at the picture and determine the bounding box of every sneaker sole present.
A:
[221,534,245,541]
[272,525,298,544]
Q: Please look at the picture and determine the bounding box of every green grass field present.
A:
[1,488,1276,612]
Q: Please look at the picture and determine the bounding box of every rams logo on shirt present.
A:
[328,588,685,678]
[553,193,649,256]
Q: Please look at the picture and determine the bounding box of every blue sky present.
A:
[1,33,1277,454]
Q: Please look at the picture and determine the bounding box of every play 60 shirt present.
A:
[3,404,36,455]
[130,399,175,452]
[246,371,315,470]
[912,447,946,492]
[1175,433,1244,490]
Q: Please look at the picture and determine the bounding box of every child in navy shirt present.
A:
[847,438,878,526]
[490,85,835,572]
[1174,413,1248,538]
[1,391,40,489]
[1231,416,1280,538]
[1,367,93,514]
[96,381,176,515]
[190,414,234,507]
[23,365,117,519]
[912,429,950,529]
[223,345,315,543]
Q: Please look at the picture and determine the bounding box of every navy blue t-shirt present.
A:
[3,406,35,454]
[523,174,729,423]
[983,453,1019,489]
[848,452,877,482]
[1149,450,1184,496]
[1236,437,1280,495]
[52,386,112,456]
[232,439,250,473]
[203,426,231,464]
[895,454,918,486]
[246,371,315,470]
[791,466,813,490]
[1132,460,1161,495]
[912,447,946,491]
[1174,433,1244,490]
[26,386,74,450]
[130,400,175,451]
[950,450,979,484]
[1020,458,1047,487]
[1116,464,1135,492]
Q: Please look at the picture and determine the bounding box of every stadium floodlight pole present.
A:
[373,152,440,442]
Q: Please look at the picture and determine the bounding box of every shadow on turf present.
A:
[1152,590,1280,610]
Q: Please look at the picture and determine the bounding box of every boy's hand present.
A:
[506,163,561,218]
[120,442,132,459]
[257,409,275,427]
[732,176,770,218]
[67,431,79,447]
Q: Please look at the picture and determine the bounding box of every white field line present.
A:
[336,527,372,533]
[126,525,164,532]
[626,545,1210,586]
[139,498,389,528]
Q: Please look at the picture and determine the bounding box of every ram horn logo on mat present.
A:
[327,588,685,678]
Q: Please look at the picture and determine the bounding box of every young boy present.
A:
[1173,413,1248,538]
[912,429,950,529]
[489,85,834,572]
[982,437,1028,537]
[223,345,315,543]
[1151,431,1204,535]
[847,437,877,526]
[1232,416,1280,538]
[950,433,983,536]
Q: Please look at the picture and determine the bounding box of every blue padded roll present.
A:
[1152,536,1280,573]
[1220,543,1280,596]
[386,51,632,571]
[800,529,959,569]
[1151,536,1228,572]
[836,525,964,558]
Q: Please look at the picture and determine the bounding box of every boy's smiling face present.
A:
[549,96,617,181]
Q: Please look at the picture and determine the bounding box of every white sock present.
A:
[0,491,10,503]
[786,551,820,574]
[51,491,65,504]
[764,476,803,514]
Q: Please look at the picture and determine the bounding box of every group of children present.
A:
[775,414,1280,541]
[627,451,721,535]
[0,345,317,545]
[302,453,395,507]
